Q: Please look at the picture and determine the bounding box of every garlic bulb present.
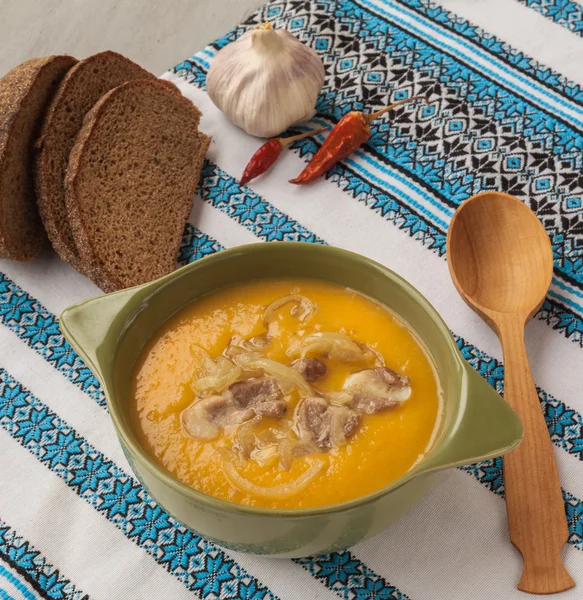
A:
[206,22,325,138]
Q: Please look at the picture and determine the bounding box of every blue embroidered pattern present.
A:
[297,551,409,599]
[517,0,583,37]
[179,223,223,265]
[0,273,105,407]
[0,564,36,600]
[460,459,583,547]
[455,335,583,460]
[0,520,87,600]
[396,0,583,100]
[192,0,583,267]
[201,163,323,243]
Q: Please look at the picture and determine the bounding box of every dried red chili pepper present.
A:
[289,96,426,185]
[240,128,327,186]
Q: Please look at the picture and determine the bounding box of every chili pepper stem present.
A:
[277,127,327,147]
[364,95,428,124]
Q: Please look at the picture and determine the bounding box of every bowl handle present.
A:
[60,286,144,386]
[421,365,523,472]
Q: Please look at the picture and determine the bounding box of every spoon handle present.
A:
[498,315,574,594]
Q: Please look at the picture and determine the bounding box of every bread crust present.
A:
[0,55,77,261]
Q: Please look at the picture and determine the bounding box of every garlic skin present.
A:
[206,23,325,138]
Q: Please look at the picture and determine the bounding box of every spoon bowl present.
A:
[447,191,574,595]
[447,191,553,319]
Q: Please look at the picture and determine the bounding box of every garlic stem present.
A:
[252,22,283,52]
[364,96,428,124]
[277,127,327,147]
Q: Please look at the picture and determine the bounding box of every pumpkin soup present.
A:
[132,278,441,509]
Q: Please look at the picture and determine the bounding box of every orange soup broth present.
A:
[132,278,441,509]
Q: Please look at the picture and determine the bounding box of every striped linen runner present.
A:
[1,0,583,597]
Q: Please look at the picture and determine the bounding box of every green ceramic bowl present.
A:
[60,242,522,557]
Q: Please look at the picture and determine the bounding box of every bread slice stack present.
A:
[0,51,210,292]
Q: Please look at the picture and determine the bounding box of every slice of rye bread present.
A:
[0,55,77,261]
[35,51,158,270]
[65,79,211,293]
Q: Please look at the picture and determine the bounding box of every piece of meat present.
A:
[350,394,399,414]
[344,367,411,414]
[292,357,327,381]
[298,396,360,449]
[184,377,288,442]
[342,410,360,438]
[181,393,256,441]
[201,395,230,419]
[225,376,286,419]
[226,377,283,408]
[229,408,256,424]
[181,395,229,440]
[255,399,287,418]
[298,396,327,435]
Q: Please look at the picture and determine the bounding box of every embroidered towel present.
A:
[1,0,583,598]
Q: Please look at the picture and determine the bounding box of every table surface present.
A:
[0,0,263,76]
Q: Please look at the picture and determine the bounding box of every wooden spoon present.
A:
[447,191,574,594]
